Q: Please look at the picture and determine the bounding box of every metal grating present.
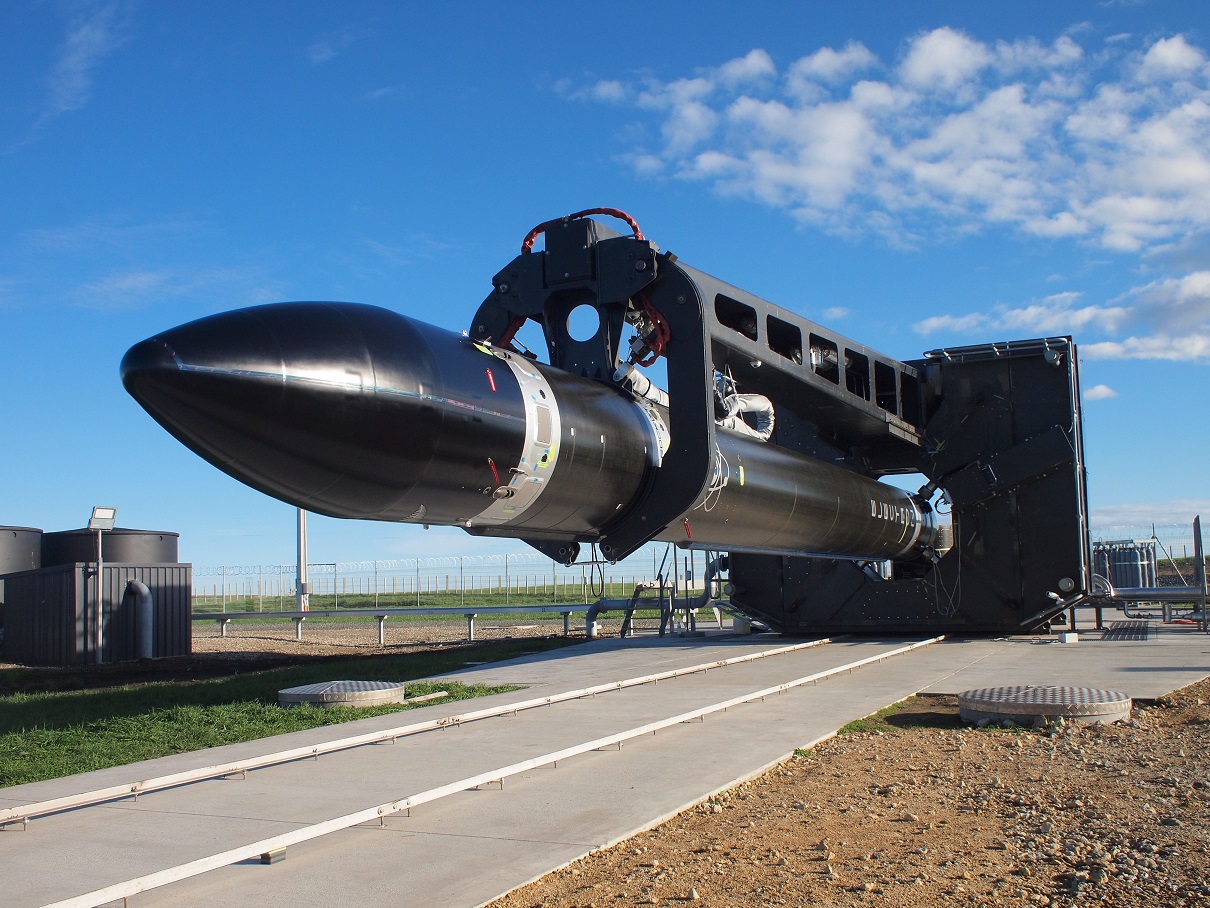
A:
[279,679,407,708]
[1101,620,1153,641]
[958,684,1132,724]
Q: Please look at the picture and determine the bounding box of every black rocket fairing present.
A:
[121,301,936,563]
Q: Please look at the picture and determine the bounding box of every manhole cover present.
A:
[278,679,407,708]
[958,685,1131,726]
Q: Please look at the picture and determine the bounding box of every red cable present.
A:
[521,207,644,254]
[635,293,671,366]
[498,316,526,348]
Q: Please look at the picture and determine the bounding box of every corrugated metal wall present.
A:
[105,564,192,660]
[1,563,192,665]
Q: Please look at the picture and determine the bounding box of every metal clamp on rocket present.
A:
[122,208,1091,634]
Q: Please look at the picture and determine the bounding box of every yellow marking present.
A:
[739,465,746,487]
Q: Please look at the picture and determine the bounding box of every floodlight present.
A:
[88,506,117,531]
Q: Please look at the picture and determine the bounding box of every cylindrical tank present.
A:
[1092,540,1159,589]
[41,528,179,566]
[0,526,42,618]
[0,527,42,575]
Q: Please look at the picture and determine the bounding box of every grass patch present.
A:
[0,636,577,787]
[838,695,961,735]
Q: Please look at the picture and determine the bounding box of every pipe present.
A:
[124,580,155,659]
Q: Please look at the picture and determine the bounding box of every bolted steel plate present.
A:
[278,679,406,709]
[958,685,1132,726]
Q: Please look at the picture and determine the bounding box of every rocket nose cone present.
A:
[120,302,401,513]
[119,304,288,450]
[119,301,500,522]
[120,336,176,391]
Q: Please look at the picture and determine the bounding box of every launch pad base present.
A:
[3,616,1204,908]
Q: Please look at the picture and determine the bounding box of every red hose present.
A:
[634,293,671,366]
[521,207,644,254]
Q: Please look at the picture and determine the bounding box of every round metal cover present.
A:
[958,685,1131,725]
[278,679,406,708]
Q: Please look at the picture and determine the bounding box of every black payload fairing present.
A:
[123,209,1092,634]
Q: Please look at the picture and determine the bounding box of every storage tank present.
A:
[0,526,42,574]
[41,528,179,566]
[0,526,43,620]
[1092,540,1158,589]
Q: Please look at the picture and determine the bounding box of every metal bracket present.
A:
[942,425,1076,510]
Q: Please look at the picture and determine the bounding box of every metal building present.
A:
[0,527,191,666]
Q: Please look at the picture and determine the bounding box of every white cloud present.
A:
[914,312,987,335]
[1137,35,1206,81]
[576,30,1210,253]
[308,28,360,64]
[822,306,850,320]
[37,2,131,127]
[73,266,263,310]
[788,42,877,90]
[718,50,776,88]
[590,80,627,103]
[899,27,992,92]
[363,84,407,101]
[1121,270,1210,332]
[914,292,1131,337]
[1083,384,1119,400]
[1090,499,1210,532]
[914,270,1210,361]
[1081,333,1210,361]
[572,31,1210,363]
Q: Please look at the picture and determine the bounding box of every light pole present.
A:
[88,506,117,664]
[296,508,310,612]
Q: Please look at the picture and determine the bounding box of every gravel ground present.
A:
[189,615,634,658]
[489,681,1210,908]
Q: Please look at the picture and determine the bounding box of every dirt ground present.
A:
[5,622,1207,906]
[190,614,588,658]
[490,682,1210,908]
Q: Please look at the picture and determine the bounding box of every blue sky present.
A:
[2,1,1207,570]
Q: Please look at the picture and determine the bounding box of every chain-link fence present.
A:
[191,543,714,612]
[1089,522,1202,587]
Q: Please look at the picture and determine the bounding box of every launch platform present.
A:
[2,617,1206,908]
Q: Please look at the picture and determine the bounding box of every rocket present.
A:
[121,300,936,564]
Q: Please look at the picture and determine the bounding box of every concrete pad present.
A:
[923,621,1210,699]
[3,623,1207,908]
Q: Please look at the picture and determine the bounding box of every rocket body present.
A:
[121,302,934,562]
